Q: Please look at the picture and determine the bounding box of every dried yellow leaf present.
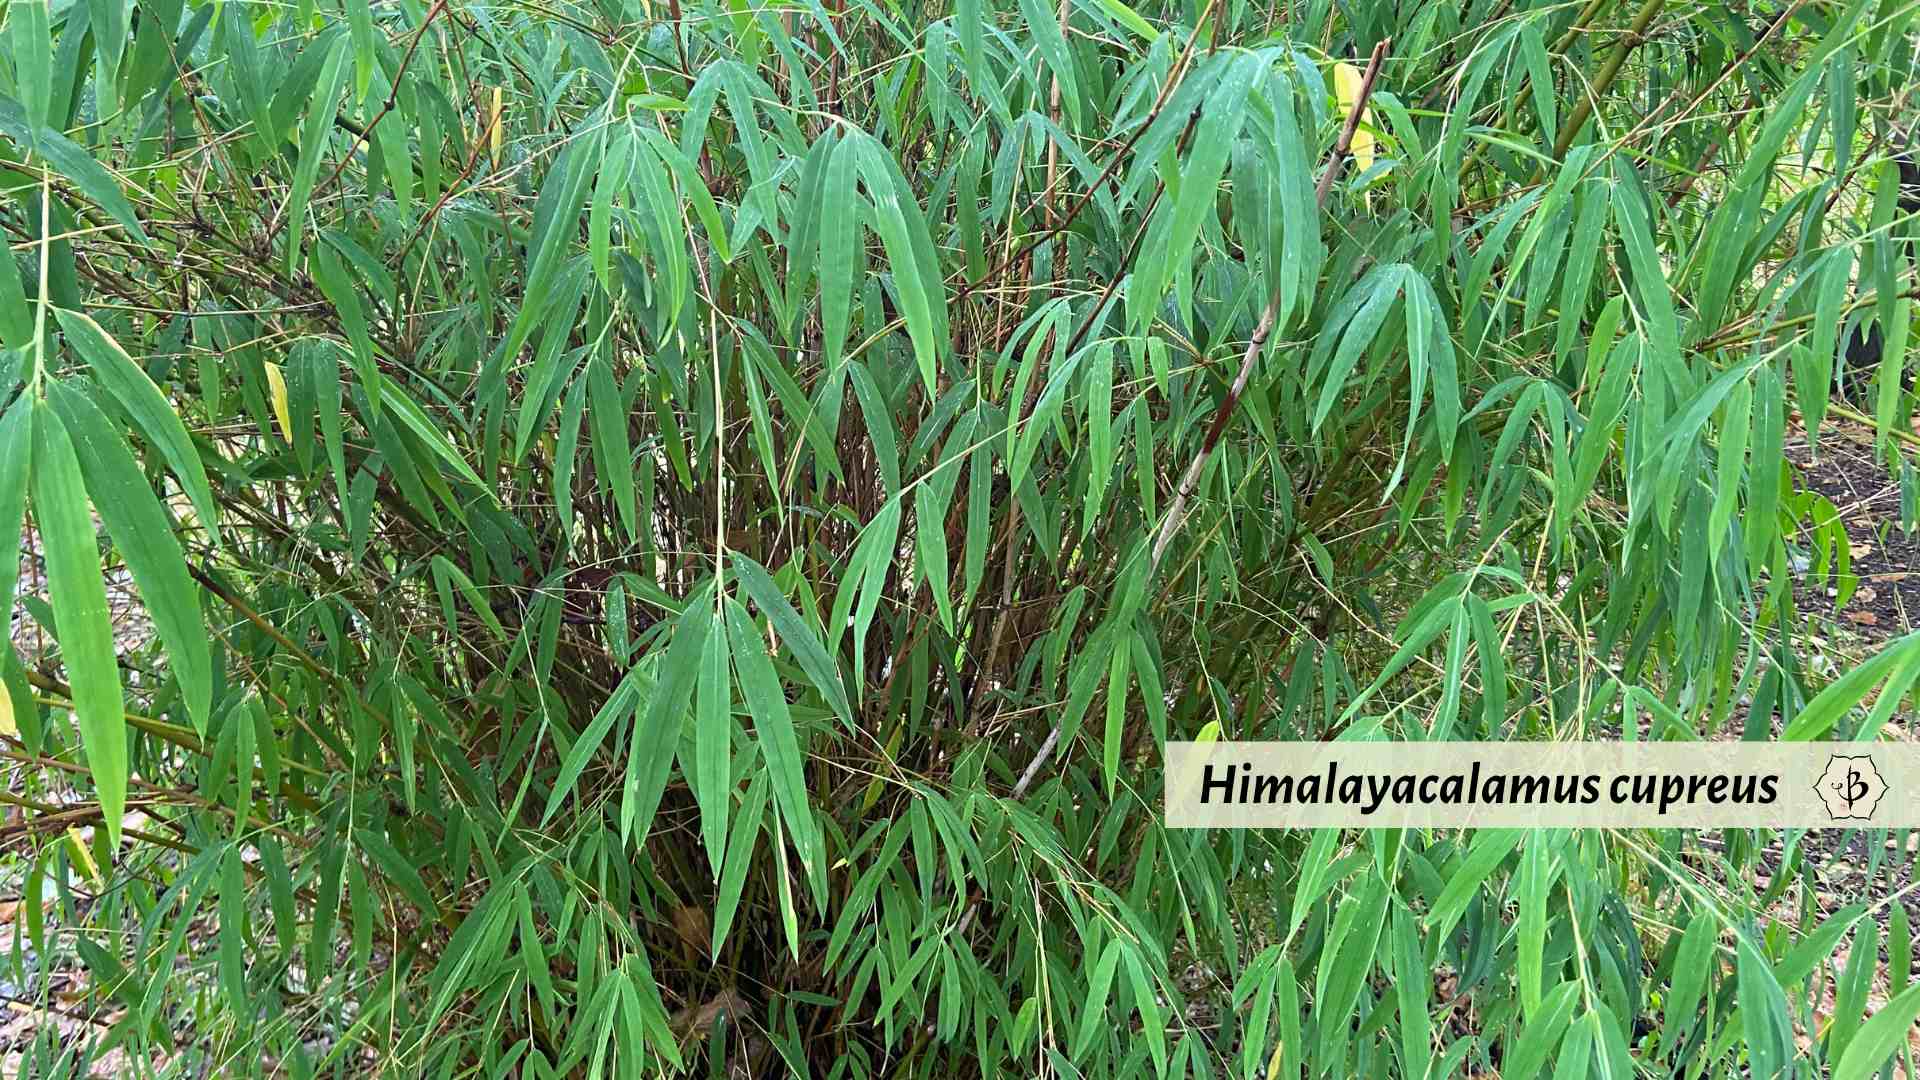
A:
[1332,62,1366,106]
[490,87,505,165]
[1332,62,1376,173]
[264,361,293,442]
[68,826,104,885]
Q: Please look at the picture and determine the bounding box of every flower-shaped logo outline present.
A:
[1815,755,1887,821]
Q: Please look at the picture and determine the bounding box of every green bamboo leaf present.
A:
[1586,1004,1633,1080]
[854,135,946,392]
[1391,903,1432,1080]
[379,380,488,493]
[781,126,834,326]
[1102,631,1131,797]
[310,244,376,409]
[1708,377,1751,559]
[1553,182,1611,361]
[1664,907,1716,1055]
[695,595,733,873]
[1426,829,1522,943]
[590,128,632,288]
[218,846,248,1012]
[54,308,216,534]
[637,128,725,314]
[1093,0,1159,40]
[1433,603,1470,739]
[1140,53,1256,315]
[711,769,769,956]
[500,125,606,370]
[1010,329,1085,491]
[0,99,148,243]
[0,236,28,351]
[1737,936,1793,1080]
[818,132,858,369]
[1070,939,1123,1058]
[219,9,272,147]
[1313,268,1400,431]
[1516,832,1554,1019]
[1504,982,1579,1080]
[1800,248,1851,443]
[1874,297,1912,449]
[1016,0,1082,131]
[511,280,589,464]
[623,589,714,842]
[429,555,508,643]
[354,828,436,912]
[422,882,513,1032]
[30,399,126,847]
[847,361,902,497]
[8,0,51,130]
[1836,980,1920,1080]
[828,497,902,679]
[1745,363,1787,569]
[291,339,348,506]
[1468,594,1505,729]
[1612,176,1680,370]
[1084,342,1116,528]
[1827,917,1876,1063]
[1784,631,1920,740]
[913,482,954,631]
[1287,827,1344,940]
[542,666,643,825]
[1776,904,1866,989]
[1891,904,1913,996]
[614,138,685,337]
[281,35,352,269]
[724,598,823,890]
[1315,875,1389,1064]
[586,353,637,539]
[45,380,211,733]
[346,0,375,104]
[0,398,29,645]
[732,554,854,726]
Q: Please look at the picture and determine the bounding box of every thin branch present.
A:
[952,0,1222,303]
[984,39,1393,865]
[267,0,454,242]
[1150,37,1391,574]
[1548,0,1668,161]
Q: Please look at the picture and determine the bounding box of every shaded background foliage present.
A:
[2,0,1920,1074]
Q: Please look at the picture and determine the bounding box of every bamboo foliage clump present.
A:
[2,0,1920,1075]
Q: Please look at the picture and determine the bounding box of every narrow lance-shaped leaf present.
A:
[8,0,52,130]
[45,380,212,733]
[1834,970,1920,1080]
[695,596,733,873]
[281,35,352,270]
[0,100,149,243]
[55,308,217,534]
[855,135,947,392]
[622,588,715,842]
[0,398,30,639]
[732,553,855,726]
[30,399,127,847]
[724,598,824,893]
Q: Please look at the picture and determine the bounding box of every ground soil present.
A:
[1786,410,1920,642]
[1765,409,1920,976]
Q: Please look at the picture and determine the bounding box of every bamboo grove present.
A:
[3,0,1920,1074]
